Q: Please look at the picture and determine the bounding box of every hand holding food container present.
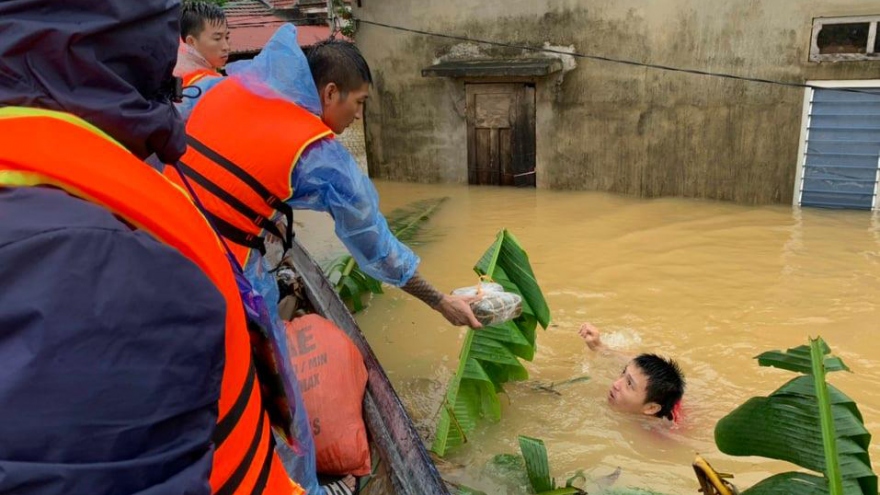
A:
[451,281,523,327]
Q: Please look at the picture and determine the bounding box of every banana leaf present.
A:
[323,197,447,312]
[519,436,554,493]
[447,484,488,495]
[741,472,864,495]
[474,230,551,328]
[431,230,550,456]
[485,437,586,495]
[715,337,877,495]
[756,341,850,374]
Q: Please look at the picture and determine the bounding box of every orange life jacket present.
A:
[164,77,333,266]
[183,68,221,87]
[0,107,302,495]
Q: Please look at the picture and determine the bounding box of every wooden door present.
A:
[466,83,536,187]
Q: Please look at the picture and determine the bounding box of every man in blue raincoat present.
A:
[167,25,483,494]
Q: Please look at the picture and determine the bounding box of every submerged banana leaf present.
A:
[519,436,588,494]
[324,197,448,312]
[432,229,550,456]
[446,483,488,495]
[324,253,383,312]
[519,436,554,493]
[486,436,586,495]
[715,337,877,495]
[385,197,450,246]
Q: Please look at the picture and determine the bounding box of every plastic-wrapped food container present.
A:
[452,282,523,326]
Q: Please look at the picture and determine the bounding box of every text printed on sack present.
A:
[288,324,329,393]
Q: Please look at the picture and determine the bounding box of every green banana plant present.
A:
[323,197,448,312]
[714,337,877,495]
[518,436,585,494]
[484,435,641,494]
[431,229,551,456]
[323,253,383,313]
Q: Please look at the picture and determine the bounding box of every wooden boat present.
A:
[286,237,450,495]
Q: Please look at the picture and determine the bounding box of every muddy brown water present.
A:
[296,180,880,494]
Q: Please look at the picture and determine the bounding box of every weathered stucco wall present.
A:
[354,0,880,204]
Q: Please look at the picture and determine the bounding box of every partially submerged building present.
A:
[354,1,880,208]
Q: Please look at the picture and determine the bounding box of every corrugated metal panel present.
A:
[798,87,880,209]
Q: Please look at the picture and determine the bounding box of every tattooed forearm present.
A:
[401,272,444,308]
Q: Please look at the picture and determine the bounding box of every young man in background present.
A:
[175,1,229,85]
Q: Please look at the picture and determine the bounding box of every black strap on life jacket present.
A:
[205,211,267,255]
[215,398,275,495]
[171,164,287,495]
[179,134,294,254]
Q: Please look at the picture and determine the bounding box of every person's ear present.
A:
[642,402,661,416]
[185,34,198,47]
[321,82,339,106]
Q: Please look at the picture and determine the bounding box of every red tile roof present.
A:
[230,23,334,54]
[224,0,335,54]
[270,0,298,9]
[225,0,273,17]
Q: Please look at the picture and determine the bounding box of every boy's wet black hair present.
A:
[180,1,226,41]
[633,353,685,420]
[304,39,373,96]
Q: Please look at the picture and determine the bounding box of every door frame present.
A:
[465,81,537,187]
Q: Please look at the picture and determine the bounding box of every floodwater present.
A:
[296,180,880,494]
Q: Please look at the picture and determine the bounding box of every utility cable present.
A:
[355,18,880,97]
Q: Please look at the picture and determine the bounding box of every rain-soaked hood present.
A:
[226,24,323,116]
[0,0,187,163]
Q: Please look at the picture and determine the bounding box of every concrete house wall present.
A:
[354,0,880,204]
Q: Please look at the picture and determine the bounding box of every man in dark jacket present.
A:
[0,1,233,494]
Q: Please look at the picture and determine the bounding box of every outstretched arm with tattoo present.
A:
[403,272,482,328]
[290,143,482,328]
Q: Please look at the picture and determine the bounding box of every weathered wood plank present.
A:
[500,127,513,186]
[474,92,512,128]
[466,89,477,184]
[475,127,492,184]
[513,84,537,187]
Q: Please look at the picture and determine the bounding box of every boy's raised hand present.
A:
[578,322,603,351]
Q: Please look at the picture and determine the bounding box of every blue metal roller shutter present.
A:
[798,87,880,209]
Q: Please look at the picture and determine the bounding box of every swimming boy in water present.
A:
[579,323,685,421]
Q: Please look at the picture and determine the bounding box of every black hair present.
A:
[633,353,685,420]
[303,39,372,95]
[180,1,226,41]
